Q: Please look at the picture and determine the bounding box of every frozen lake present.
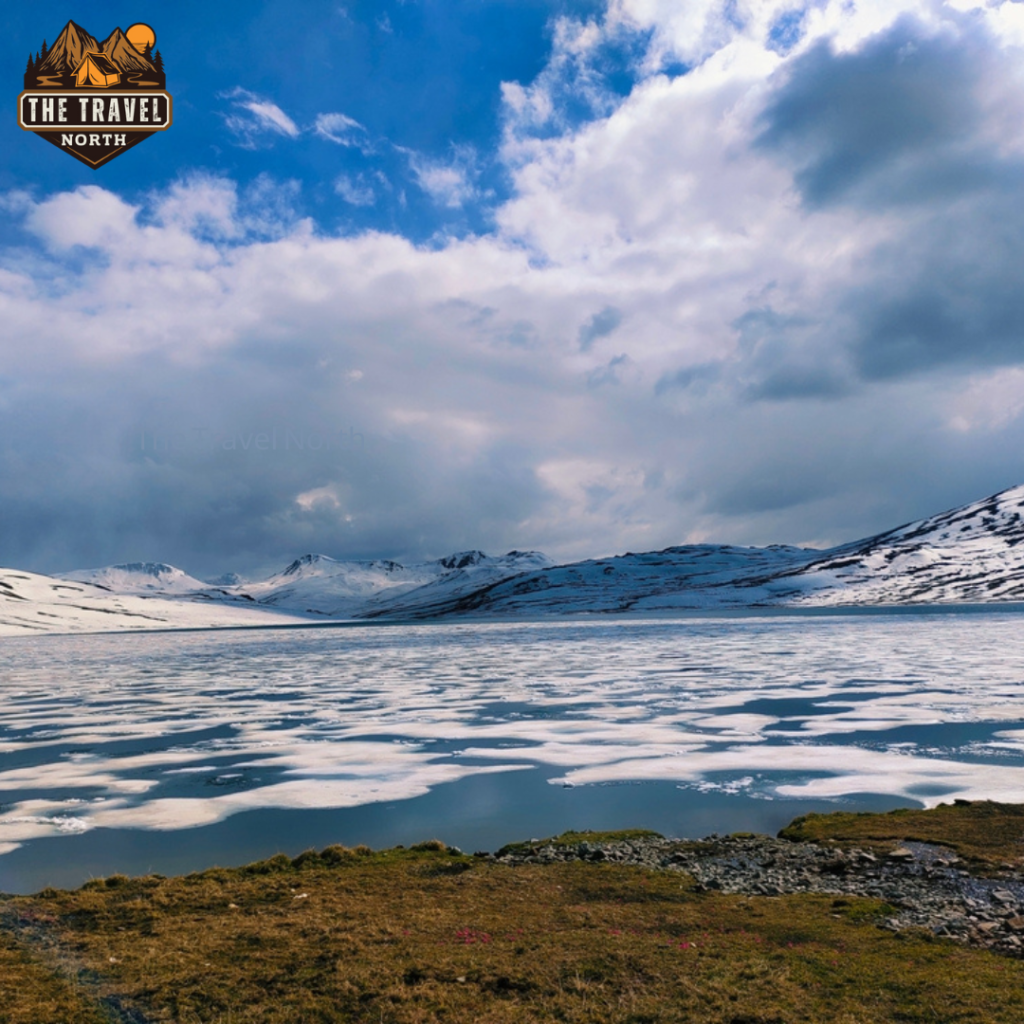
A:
[2,612,1024,892]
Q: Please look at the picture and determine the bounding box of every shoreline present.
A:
[2,802,1024,1019]
[3,801,1024,1023]
[6,598,1024,640]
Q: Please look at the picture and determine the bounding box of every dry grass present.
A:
[2,834,1024,1023]
[0,928,108,1024]
[778,799,1024,869]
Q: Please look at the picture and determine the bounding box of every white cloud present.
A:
[295,485,342,511]
[314,112,373,152]
[221,88,301,147]
[335,174,376,206]
[407,145,479,208]
[947,369,1024,434]
[153,174,241,239]
[500,14,632,146]
[26,185,140,251]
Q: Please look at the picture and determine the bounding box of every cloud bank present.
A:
[3,0,1024,576]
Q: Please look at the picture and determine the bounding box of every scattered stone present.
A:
[490,832,1024,958]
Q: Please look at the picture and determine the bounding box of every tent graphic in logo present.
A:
[74,53,121,88]
[18,20,172,168]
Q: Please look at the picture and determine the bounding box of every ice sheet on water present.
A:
[1,615,1024,853]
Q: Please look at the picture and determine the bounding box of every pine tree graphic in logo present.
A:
[19,20,172,168]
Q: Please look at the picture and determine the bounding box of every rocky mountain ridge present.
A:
[6,485,1024,634]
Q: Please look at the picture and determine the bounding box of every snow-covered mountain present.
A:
[8,485,1024,635]
[359,544,813,618]
[357,550,554,618]
[0,569,310,637]
[774,484,1024,606]
[365,543,818,618]
[210,549,550,618]
[42,550,554,622]
[238,553,440,616]
[59,562,212,596]
[206,572,245,587]
[377,485,1024,618]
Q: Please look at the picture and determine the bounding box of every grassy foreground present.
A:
[1,804,1023,1024]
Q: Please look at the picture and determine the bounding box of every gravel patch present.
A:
[481,834,1024,957]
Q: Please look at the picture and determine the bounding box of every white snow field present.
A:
[0,569,311,636]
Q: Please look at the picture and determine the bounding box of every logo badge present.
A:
[19,20,172,168]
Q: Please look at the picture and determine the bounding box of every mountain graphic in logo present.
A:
[19,20,171,168]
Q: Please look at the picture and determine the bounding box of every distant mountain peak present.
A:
[437,551,488,570]
[207,572,244,587]
[109,562,180,577]
[280,554,339,576]
[56,562,210,598]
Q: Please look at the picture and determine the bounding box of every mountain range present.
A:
[35,20,156,77]
[4,485,1024,635]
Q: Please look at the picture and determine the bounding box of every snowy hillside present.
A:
[363,544,816,618]
[220,549,552,617]
[358,550,554,617]
[40,550,554,623]
[363,485,1024,618]
[781,484,1024,606]
[59,562,212,595]
[235,553,437,616]
[0,569,311,637]
[10,485,1024,634]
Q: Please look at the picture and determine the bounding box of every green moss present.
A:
[778,800,1024,869]
[496,828,664,856]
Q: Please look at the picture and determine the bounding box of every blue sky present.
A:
[3,1,1024,577]
[3,0,622,239]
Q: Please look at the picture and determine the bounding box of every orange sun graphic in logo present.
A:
[125,23,156,53]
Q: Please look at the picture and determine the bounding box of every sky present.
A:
[3,0,1024,579]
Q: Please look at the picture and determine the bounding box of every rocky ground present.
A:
[482,833,1024,957]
